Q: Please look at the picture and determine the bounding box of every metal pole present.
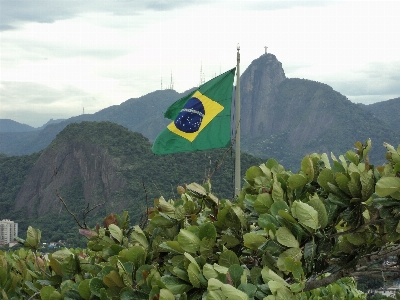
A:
[235,44,241,195]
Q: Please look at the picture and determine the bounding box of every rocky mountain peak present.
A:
[240,53,286,137]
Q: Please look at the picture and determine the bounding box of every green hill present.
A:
[1,121,262,246]
[360,97,400,132]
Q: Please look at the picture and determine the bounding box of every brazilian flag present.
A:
[152,68,236,154]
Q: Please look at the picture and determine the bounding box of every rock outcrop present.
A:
[14,140,126,217]
[240,53,286,137]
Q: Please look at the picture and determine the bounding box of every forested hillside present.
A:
[360,96,400,132]
[1,121,262,246]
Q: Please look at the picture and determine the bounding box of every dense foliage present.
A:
[2,140,400,299]
[0,122,263,246]
[0,152,41,214]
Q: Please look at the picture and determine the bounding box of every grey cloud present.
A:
[342,62,400,96]
[243,0,336,11]
[0,81,97,126]
[0,0,202,31]
[1,82,87,108]
[324,61,400,102]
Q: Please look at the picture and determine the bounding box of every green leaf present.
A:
[346,233,366,246]
[228,264,244,287]
[48,291,63,300]
[150,215,175,228]
[230,206,247,229]
[318,169,334,191]
[89,277,105,297]
[40,286,56,300]
[291,201,319,230]
[266,158,279,169]
[237,283,257,298]
[288,174,308,190]
[187,262,201,288]
[221,284,249,300]
[199,223,217,241]
[261,267,288,287]
[284,257,303,281]
[63,291,85,300]
[160,288,175,300]
[131,226,149,249]
[307,194,328,229]
[184,252,200,269]
[200,238,215,257]
[161,275,192,295]
[206,290,225,300]
[243,233,267,250]
[301,155,314,182]
[221,234,240,248]
[246,166,265,182]
[270,201,289,218]
[203,263,218,280]
[186,182,207,197]
[258,213,280,228]
[254,193,273,214]
[376,177,400,197]
[219,250,240,268]
[120,289,148,300]
[208,278,224,290]
[275,227,299,248]
[51,248,73,261]
[119,246,146,270]
[335,173,351,196]
[160,241,185,254]
[25,226,41,249]
[348,172,362,198]
[103,270,125,288]
[178,229,200,253]
[277,210,297,224]
[272,181,284,202]
[158,197,176,217]
[277,247,302,272]
[78,279,91,300]
[360,170,374,200]
[345,150,359,165]
[108,224,123,243]
[304,240,316,262]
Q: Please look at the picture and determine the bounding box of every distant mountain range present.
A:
[359,97,400,130]
[1,53,399,168]
[1,53,399,245]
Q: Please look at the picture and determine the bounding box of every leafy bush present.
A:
[2,140,400,299]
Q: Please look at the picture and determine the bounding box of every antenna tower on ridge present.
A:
[169,72,174,90]
[199,62,205,86]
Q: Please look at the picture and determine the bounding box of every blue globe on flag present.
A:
[174,97,205,133]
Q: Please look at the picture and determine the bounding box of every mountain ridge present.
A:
[0,53,399,169]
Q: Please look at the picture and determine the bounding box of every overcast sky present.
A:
[1,0,399,127]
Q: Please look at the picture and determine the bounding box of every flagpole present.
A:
[235,44,241,195]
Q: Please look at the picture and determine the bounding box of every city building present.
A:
[0,219,18,245]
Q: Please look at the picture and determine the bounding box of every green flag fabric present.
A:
[152,67,236,154]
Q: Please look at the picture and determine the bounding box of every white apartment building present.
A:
[0,219,18,245]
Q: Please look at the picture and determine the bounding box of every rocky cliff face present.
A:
[239,54,400,167]
[240,53,286,137]
[14,140,126,217]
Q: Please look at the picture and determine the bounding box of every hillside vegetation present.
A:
[1,121,263,246]
[2,139,400,299]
